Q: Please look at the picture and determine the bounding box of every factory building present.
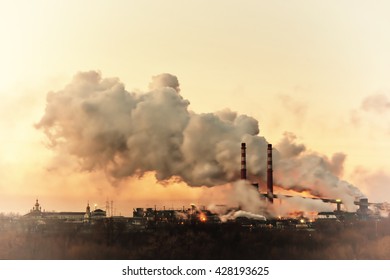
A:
[240,141,388,223]
[23,199,106,223]
[20,143,389,232]
[127,142,388,230]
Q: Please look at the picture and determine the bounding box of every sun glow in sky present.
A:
[1,1,390,214]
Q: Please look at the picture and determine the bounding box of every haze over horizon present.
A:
[1,1,390,215]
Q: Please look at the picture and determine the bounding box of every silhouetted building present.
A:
[23,199,106,222]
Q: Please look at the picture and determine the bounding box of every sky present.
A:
[1,1,390,215]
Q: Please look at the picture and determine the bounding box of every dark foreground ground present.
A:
[1,218,390,259]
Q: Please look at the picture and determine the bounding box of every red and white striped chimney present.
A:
[241,143,247,180]
[267,143,274,203]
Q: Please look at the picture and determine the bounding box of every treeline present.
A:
[1,218,390,259]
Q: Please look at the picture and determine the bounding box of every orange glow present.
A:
[199,212,207,222]
[287,210,305,218]
[274,186,318,199]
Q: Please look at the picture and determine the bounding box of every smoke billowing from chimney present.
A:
[274,133,362,209]
[36,71,364,208]
[36,71,264,187]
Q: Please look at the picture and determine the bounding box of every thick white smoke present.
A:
[36,71,266,187]
[273,196,333,217]
[219,210,266,222]
[228,180,267,214]
[273,132,363,209]
[36,71,364,209]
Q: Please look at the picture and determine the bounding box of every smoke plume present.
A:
[274,196,333,217]
[361,93,390,114]
[36,71,266,187]
[274,133,362,209]
[219,210,266,222]
[351,167,390,203]
[36,71,364,208]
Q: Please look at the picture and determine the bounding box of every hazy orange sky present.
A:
[1,1,390,215]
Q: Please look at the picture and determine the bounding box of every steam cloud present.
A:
[274,133,362,209]
[361,93,390,114]
[36,71,364,209]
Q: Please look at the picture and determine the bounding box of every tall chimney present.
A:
[267,144,274,203]
[241,143,247,180]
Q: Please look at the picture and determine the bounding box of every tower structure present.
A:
[267,144,274,204]
[241,143,247,180]
[84,202,91,222]
[33,199,41,212]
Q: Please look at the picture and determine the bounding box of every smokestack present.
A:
[267,144,274,203]
[358,198,369,215]
[241,143,247,180]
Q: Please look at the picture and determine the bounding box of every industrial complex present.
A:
[4,142,386,233]
[1,142,390,260]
